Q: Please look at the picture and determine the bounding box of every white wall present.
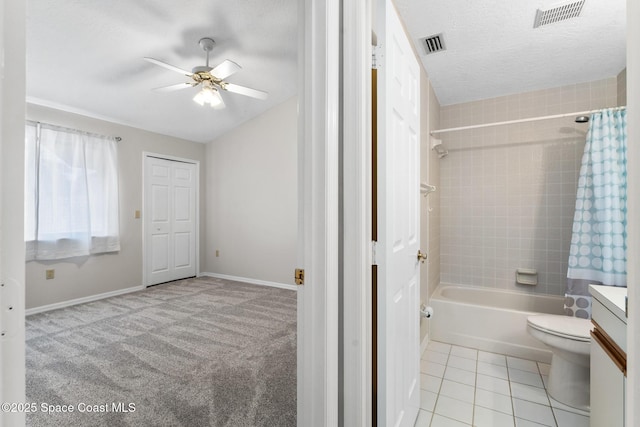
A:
[204,96,297,285]
[618,68,627,105]
[25,104,206,309]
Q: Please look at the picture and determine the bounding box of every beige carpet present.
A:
[25,277,296,427]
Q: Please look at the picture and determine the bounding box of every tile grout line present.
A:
[424,344,583,427]
[506,358,517,427]
[540,362,559,427]
[427,346,449,427]
[471,354,478,427]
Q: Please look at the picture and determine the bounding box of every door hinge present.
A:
[372,45,382,70]
[295,268,305,286]
[1,279,19,339]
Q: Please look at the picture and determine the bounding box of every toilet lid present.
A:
[527,315,592,342]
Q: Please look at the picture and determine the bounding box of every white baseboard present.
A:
[199,272,297,291]
[421,332,430,356]
[26,284,146,316]
[27,274,296,316]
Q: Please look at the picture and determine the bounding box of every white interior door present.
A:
[376,0,421,425]
[144,156,197,286]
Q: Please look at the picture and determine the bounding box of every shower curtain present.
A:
[565,107,627,319]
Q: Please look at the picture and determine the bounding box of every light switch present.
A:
[135,210,141,219]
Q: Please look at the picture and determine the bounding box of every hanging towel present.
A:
[565,108,627,319]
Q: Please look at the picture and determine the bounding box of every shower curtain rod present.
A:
[430,106,626,135]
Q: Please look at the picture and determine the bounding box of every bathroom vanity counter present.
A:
[589,284,627,427]
[589,285,627,324]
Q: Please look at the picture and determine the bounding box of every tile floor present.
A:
[416,341,590,427]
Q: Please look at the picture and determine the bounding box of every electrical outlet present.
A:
[215,250,220,257]
[45,269,55,280]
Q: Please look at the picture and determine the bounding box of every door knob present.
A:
[417,250,427,263]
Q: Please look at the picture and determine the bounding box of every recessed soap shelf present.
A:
[516,268,538,286]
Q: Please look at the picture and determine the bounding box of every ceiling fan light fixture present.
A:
[146,37,264,107]
[193,85,223,108]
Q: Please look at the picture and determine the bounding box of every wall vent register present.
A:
[422,33,446,55]
[533,0,585,28]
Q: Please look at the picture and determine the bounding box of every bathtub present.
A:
[430,284,566,363]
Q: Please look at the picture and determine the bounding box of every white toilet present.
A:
[526,314,592,411]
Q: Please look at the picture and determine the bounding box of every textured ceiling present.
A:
[395,0,626,106]
[27,1,626,141]
[27,0,297,143]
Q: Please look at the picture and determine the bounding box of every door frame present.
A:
[626,0,640,425]
[341,1,373,426]
[296,0,381,424]
[297,0,340,425]
[141,152,200,287]
[1,0,27,424]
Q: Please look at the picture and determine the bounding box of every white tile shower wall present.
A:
[420,71,441,342]
[439,78,619,295]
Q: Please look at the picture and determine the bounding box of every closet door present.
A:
[144,156,197,285]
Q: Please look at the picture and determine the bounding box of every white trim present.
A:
[25,285,146,316]
[25,271,297,317]
[1,1,5,413]
[142,152,200,287]
[199,272,297,291]
[342,0,372,425]
[420,333,430,356]
[27,97,134,128]
[297,0,340,425]
[1,1,27,424]
[626,0,639,425]
[26,96,200,143]
[143,151,201,165]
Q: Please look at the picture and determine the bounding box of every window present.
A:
[24,122,120,260]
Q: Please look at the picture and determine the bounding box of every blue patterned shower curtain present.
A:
[565,108,627,318]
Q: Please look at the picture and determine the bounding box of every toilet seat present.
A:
[527,315,591,342]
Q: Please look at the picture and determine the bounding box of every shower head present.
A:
[575,116,590,123]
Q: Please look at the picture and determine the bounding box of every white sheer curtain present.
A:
[25,122,120,260]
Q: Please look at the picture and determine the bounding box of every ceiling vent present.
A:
[533,0,585,28]
[422,33,446,55]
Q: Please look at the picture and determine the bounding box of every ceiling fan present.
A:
[144,37,268,109]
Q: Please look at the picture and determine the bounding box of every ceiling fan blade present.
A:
[224,83,268,100]
[152,82,194,92]
[144,57,192,76]
[211,60,242,79]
